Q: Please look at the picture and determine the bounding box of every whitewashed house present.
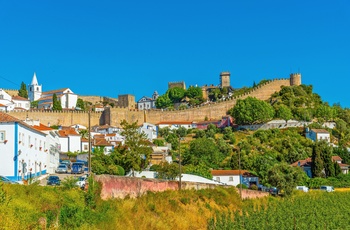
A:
[157,121,194,130]
[0,89,15,112]
[139,123,158,141]
[137,91,159,110]
[12,96,30,111]
[56,128,82,153]
[0,112,48,182]
[211,170,259,188]
[305,128,330,143]
[24,119,61,174]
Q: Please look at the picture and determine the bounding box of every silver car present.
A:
[55,164,68,174]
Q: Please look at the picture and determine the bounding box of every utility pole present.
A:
[88,110,91,174]
[179,135,182,190]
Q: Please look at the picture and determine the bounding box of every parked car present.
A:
[269,187,279,195]
[61,160,72,169]
[55,164,68,174]
[47,176,61,186]
[76,175,88,189]
[71,162,85,174]
[296,186,309,192]
[320,185,334,192]
[0,175,19,184]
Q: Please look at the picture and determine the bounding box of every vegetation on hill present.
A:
[209,191,350,230]
[155,86,204,109]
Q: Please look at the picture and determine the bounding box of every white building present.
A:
[139,123,158,141]
[137,91,159,110]
[156,121,194,130]
[0,89,15,112]
[24,119,61,174]
[56,128,82,153]
[305,128,330,143]
[28,73,78,109]
[28,72,42,102]
[0,112,48,182]
[38,88,78,110]
[12,96,30,111]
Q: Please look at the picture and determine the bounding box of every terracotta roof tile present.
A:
[58,128,80,137]
[291,158,312,167]
[12,95,29,101]
[157,121,193,125]
[311,129,329,133]
[33,123,53,131]
[42,88,69,95]
[211,170,249,176]
[0,112,46,135]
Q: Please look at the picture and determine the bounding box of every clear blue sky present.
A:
[1,1,349,107]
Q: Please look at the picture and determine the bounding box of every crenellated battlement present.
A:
[6,77,296,127]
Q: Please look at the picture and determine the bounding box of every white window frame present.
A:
[0,131,5,142]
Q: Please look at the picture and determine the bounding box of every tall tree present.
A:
[52,93,62,111]
[76,98,86,110]
[311,143,324,178]
[18,82,28,98]
[167,87,186,103]
[268,163,305,196]
[229,97,275,125]
[120,120,152,175]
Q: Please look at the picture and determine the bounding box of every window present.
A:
[0,95,3,99]
[28,136,31,147]
[229,177,233,182]
[22,133,25,146]
[84,145,88,151]
[35,138,37,150]
[216,177,220,182]
[0,131,5,142]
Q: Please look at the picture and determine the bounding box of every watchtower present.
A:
[290,73,302,86]
[220,72,231,88]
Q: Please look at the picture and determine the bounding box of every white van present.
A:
[320,186,334,192]
[296,186,309,192]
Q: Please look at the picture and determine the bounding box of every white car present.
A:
[296,186,309,192]
[75,175,88,188]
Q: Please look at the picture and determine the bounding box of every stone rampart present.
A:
[6,79,291,127]
[79,95,103,104]
[7,110,102,127]
[94,175,269,200]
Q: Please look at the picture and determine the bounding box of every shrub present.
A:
[236,184,248,189]
[250,184,258,190]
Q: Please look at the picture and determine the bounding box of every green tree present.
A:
[208,88,221,102]
[120,120,152,175]
[155,94,172,109]
[76,98,86,110]
[267,163,305,196]
[30,100,39,109]
[184,162,212,179]
[311,143,324,178]
[52,93,62,111]
[18,81,28,98]
[167,87,186,103]
[186,86,203,102]
[229,97,274,125]
[275,104,293,122]
[155,162,179,180]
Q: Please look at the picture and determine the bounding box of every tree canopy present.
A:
[18,82,28,99]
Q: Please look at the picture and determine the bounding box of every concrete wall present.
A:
[6,79,291,127]
[94,175,269,200]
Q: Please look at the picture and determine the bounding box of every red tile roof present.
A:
[42,88,69,95]
[12,95,29,101]
[0,112,46,135]
[58,129,80,137]
[332,156,342,162]
[33,123,53,131]
[211,170,249,176]
[291,158,312,167]
[311,129,329,133]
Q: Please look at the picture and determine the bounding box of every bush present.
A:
[236,184,248,189]
[250,184,258,190]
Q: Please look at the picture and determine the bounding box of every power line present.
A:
[0,74,21,87]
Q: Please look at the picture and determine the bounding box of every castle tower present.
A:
[28,72,42,102]
[290,73,302,86]
[220,71,230,88]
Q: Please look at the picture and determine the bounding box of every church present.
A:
[28,73,78,110]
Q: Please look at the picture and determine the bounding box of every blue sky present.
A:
[1,1,349,107]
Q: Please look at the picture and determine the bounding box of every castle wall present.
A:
[7,78,292,127]
[79,95,103,104]
[4,89,19,97]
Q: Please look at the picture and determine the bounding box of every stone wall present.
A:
[7,78,291,127]
[94,175,269,200]
[79,95,103,104]
[7,110,102,127]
